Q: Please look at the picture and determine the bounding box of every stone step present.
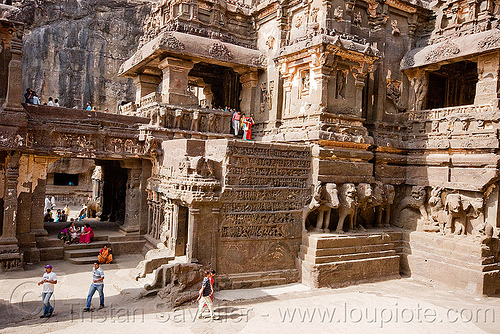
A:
[305,233,393,249]
[300,243,394,257]
[217,269,300,290]
[409,248,484,272]
[63,241,108,251]
[64,248,101,259]
[66,256,100,265]
[108,234,142,242]
[37,238,63,248]
[408,232,485,256]
[39,246,64,261]
[301,255,400,288]
[300,249,398,265]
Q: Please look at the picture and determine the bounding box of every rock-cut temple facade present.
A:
[2,0,500,295]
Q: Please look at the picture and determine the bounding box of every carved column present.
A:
[3,23,24,112]
[133,74,161,106]
[158,57,198,106]
[475,53,500,105]
[239,70,259,115]
[0,152,20,245]
[186,207,200,263]
[120,160,143,234]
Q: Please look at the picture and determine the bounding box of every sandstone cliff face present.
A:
[13,0,152,111]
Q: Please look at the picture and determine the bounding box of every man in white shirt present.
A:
[83,262,105,311]
[38,265,57,318]
[47,97,54,106]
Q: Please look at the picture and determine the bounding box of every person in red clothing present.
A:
[242,116,255,140]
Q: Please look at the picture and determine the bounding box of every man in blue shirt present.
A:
[83,262,104,311]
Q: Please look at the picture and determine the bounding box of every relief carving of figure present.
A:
[425,186,445,232]
[333,6,344,21]
[391,20,400,36]
[173,109,183,129]
[353,11,362,26]
[207,113,217,132]
[355,183,374,231]
[335,183,358,233]
[397,186,428,223]
[315,183,340,232]
[444,193,471,235]
[370,182,395,227]
[190,110,200,132]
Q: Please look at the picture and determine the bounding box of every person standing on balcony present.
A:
[232,110,241,136]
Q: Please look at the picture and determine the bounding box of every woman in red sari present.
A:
[242,116,255,141]
[79,223,94,244]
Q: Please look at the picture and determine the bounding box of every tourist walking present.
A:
[196,270,218,320]
[83,262,105,311]
[38,264,57,318]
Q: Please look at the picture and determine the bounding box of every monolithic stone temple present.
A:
[2,0,500,296]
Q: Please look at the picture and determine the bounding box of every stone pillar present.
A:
[186,207,199,263]
[239,70,259,114]
[134,74,161,106]
[311,65,332,108]
[0,152,20,245]
[405,69,428,111]
[120,160,142,234]
[211,207,220,271]
[158,57,198,106]
[353,72,367,118]
[475,53,500,105]
[3,24,24,112]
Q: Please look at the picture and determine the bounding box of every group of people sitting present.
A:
[58,222,93,245]
[57,223,113,264]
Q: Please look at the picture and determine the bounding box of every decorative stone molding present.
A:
[208,41,233,61]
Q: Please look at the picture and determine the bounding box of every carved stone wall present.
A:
[217,140,311,274]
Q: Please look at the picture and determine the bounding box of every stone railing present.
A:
[119,101,138,116]
[406,103,496,122]
[140,92,161,107]
[139,102,232,135]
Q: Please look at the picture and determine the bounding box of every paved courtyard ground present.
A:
[0,255,498,334]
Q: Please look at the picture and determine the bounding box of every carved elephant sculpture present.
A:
[335,183,358,233]
[444,193,472,235]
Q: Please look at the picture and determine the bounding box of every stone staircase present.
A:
[299,232,400,288]
[217,269,300,289]
[37,234,145,264]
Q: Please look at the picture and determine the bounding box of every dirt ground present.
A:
[1,255,499,334]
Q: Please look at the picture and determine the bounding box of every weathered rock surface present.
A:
[11,0,151,111]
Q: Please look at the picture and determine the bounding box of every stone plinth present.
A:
[299,232,400,288]
[405,231,500,296]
